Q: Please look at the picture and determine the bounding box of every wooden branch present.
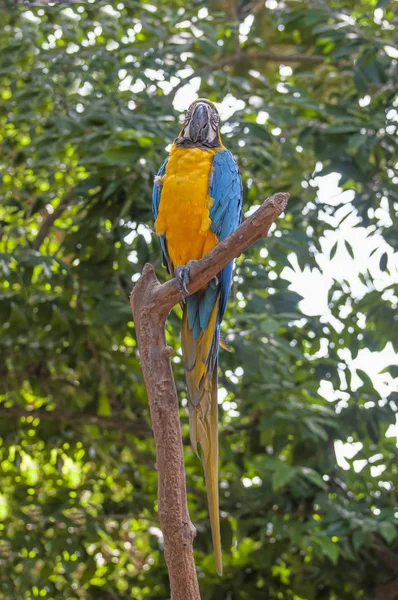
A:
[32,192,73,251]
[376,579,398,600]
[21,0,82,6]
[220,51,326,66]
[0,406,151,437]
[130,192,288,599]
[172,51,326,95]
[373,538,398,571]
[155,192,289,315]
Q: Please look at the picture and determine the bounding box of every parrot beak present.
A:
[189,103,209,143]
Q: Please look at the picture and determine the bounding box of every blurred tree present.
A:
[0,1,397,599]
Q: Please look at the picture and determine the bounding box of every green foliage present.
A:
[0,1,397,599]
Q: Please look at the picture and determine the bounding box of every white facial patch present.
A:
[178,100,220,146]
[206,127,217,143]
[181,123,191,139]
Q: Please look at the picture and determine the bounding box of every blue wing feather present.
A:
[152,159,171,272]
[209,149,243,320]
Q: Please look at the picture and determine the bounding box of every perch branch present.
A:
[130,192,288,599]
[21,1,82,6]
[172,51,327,95]
[376,579,398,600]
[32,192,73,251]
[0,406,151,437]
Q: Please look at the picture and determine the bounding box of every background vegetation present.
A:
[0,0,397,598]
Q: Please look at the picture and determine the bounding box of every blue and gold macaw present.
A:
[152,99,243,575]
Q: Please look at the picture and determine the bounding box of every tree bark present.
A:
[130,192,289,599]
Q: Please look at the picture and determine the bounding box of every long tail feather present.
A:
[203,366,222,575]
[182,299,223,575]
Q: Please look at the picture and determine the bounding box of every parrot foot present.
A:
[174,260,199,302]
[174,262,219,302]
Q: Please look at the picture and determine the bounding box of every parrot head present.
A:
[175,99,221,148]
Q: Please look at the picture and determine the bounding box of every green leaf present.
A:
[300,467,328,490]
[260,317,279,334]
[379,521,397,544]
[327,124,358,134]
[352,529,368,551]
[304,418,328,441]
[272,465,296,490]
[94,297,132,326]
[80,561,97,585]
[314,536,340,565]
[356,369,376,394]
[98,393,111,417]
[345,240,354,259]
[380,365,398,378]
[39,563,53,580]
[220,517,234,554]
[379,252,388,272]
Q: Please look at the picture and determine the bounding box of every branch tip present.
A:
[271,192,290,212]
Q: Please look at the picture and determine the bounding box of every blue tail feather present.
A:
[187,280,220,341]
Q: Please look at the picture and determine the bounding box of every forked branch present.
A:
[130,192,289,599]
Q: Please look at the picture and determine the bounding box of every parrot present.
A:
[152,99,243,575]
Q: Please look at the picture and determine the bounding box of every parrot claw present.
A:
[174,260,199,302]
[174,265,190,302]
